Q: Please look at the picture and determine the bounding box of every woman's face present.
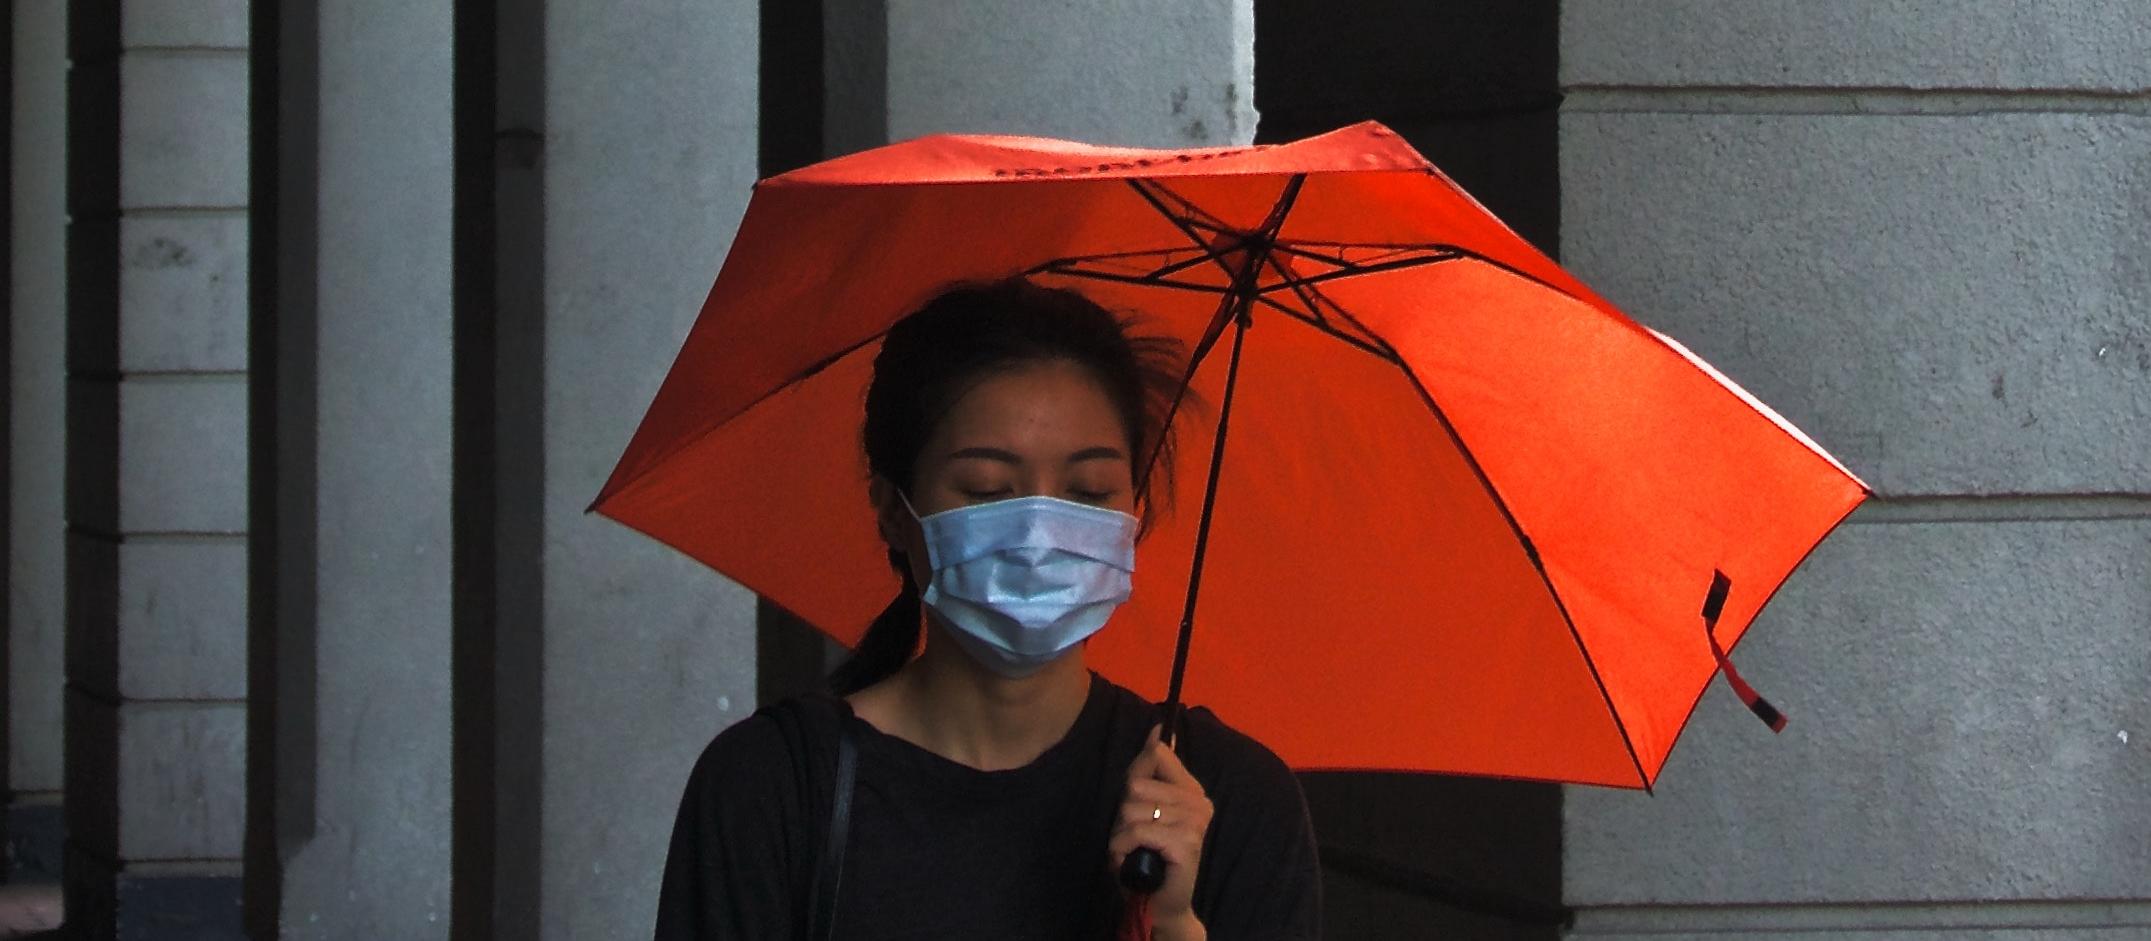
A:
[880,358,1137,578]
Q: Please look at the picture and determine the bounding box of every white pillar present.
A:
[61,2,251,936]
[830,0,1258,150]
[269,0,456,935]
[7,0,70,882]
[533,3,760,938]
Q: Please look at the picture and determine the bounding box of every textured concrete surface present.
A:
[73,535,247,704]
[1566,518,2151,904]
[116,378,247,534]
[117,214,247,373]
[1562,112,2151,496]
[119,0,248,49]
[1561,1,2151,91]
[874,0,1257,148]
[1569,899,2151,939]
[62,7,253,938]
[6,802,64,882]
[276,0,455,935]
[115,540,245,701]
[9,0,69,796]
[115,704,244,860]
[540,1,759,936]
[116,53,247,209]
[1562,15,2149,930]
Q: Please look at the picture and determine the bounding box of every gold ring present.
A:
[1151,806,1163,822]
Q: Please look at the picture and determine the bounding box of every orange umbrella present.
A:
[592,121,1870,791]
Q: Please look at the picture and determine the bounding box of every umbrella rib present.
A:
[1125,179,1256,282]
[1267,240,1590,305]
[1254,261,1399,361]
[1382,358,1654,790]
[1255,252,1458,292]
[1031,264,1234,296]
[1038,260,1399,364]
[1291,278,1650,787]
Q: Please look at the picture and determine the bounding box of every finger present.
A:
[1108,801,1213,846]
[1121,777,1191,812]
[1145,737,1203,789]
[1124,723,1164,782]
[1118,802,1212,837]
[1107,822,1201,869]
[1117,795,1183,830]
[1118,775,1187,801]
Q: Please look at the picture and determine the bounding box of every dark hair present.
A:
[827,277,1189,695]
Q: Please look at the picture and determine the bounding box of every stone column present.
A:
[530,3,761,937]
[8,0,68,885]
[62,2,251,937]
[253,0,456,936]
[1559,3,2151,937]
[828,0,1257,149]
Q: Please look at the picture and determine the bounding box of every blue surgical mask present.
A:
[906,494,1139,678]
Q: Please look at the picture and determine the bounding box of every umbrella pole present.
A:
[1119,296,1251,900]
[1157,302,1253,748]
[1125,178,1294,898]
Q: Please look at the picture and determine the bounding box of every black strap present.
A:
[807,719,858,941]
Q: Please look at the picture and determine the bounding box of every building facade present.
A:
[5,2,2144,938]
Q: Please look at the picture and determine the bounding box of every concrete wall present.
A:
[828,0,1257,150]
[7,0,67,881]
[62,2,251,936]
[271,0,456,936]
[535,3,760,937]
[1559,3,2151,938]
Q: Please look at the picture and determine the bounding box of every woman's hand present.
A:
[1109,723,1214,938]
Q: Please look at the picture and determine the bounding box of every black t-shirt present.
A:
[653,671,1321,940]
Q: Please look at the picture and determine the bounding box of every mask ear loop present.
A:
[894,486,924,523]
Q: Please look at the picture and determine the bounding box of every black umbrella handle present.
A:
[1120,847,1169,894]
[1118,704,1186,894]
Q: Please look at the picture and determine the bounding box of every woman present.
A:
[654,278,1321,940]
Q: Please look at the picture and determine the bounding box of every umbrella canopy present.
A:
[593,121,1870,790]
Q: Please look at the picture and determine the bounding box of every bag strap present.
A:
[806,716,859,941]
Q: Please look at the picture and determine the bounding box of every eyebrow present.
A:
[946,446,1128,465]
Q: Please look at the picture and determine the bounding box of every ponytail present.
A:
[828,551,922,696]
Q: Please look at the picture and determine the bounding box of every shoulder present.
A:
[1179,705,1301,810]
[681,694,849,803]
[1088,677,1298,804]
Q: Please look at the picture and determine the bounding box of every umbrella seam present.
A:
[1305,271,1653,790]
[1385,355,1654,791]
